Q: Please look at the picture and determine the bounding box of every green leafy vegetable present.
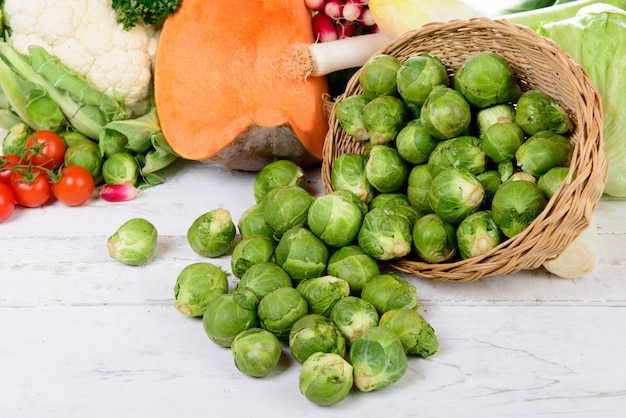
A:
[532,3,626,196]
[112,0,182,30]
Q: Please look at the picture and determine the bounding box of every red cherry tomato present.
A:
[52,165,95,206]
[24,130,67,169]
[0,154,22,185]
[0,182,15,222]
[10,168,52,208]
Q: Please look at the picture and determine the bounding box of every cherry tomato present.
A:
[0,182,15,222]
[0,154,22,185]
[10,168,52,208]
[24,130,67,169]
[52,165,95,207]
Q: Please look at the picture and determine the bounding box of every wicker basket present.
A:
[321,17,608,282]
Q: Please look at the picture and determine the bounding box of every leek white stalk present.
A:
[543,214,600,279]
[287,32,393,79]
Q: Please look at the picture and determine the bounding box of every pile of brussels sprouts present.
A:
[172,160,439,406]
[333,51,575,262]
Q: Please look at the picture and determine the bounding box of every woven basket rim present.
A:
[321,17,608,282]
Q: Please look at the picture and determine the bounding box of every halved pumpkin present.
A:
[154,0,330,171]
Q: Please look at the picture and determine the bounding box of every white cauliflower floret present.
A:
[3,0,159,117]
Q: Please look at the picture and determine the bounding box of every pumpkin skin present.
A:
[154,0,330,171]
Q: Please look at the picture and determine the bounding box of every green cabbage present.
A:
[536,4,626,196]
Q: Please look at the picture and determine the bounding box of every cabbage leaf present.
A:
[537,4,626,197]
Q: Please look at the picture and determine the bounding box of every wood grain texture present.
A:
[1,160,625,417]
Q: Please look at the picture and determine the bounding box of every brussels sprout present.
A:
[299,352,353,406]
[453,52,521,108]
[491,180,547,238]
[173,262,228,317]
[369,192,411,211]
[98,129,128,158]
[420,85,472,140]
[326,245,380,293]
[107,217,158,266]
[428,136,486,177]
[515,90,572,136]
[456,210,502,259]
[476,103,516,137]
[476,170,502,202]
[230,235,275,278]
[336,94,370,141]
[370,192,422,226]
[538,166,573,199]
[329,295,379,344]
[395,118,439,165]
[187,208,237,257]
[64,139,104,184]
[361,95,409,145]
[406,164,435,214]
[257,286,308,340]
[296,275,350,317]
[237,203,274,241]
[396,53,450,108]
[365,145,409,193]
[412,213,458,263]
[359,54,401,100]
[378,309,438,357]
[275,227,329,282]
[263,185,314,240]
[233,261,292,300]
[428,168,484,225]
[331,153,375,204]
[60,131,91,148]
[358,208,413,261]
[307,193,363,247]
[329,189,369,217]
[361,272,419,315]
[289,313,347,364]
[102,152,139,185]
[389,205,422,227]
[505,171,537,184]
[498,159,514,183]
[253,160,307,204]
[1,122,30,155]
[350,326,408,392]
[515,131,573,177]
[231,328,282,378]
[481,122,526,163]
[202,290,259,347]
[412,213,457,263]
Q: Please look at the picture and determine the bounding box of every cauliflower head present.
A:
[3,0,160,117]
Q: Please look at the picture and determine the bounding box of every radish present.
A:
[312,11,338,42]
[324,0,344,20]
[343,0,363,22]
[358,6,376,26]
[337,20,356,38]
[304,0,327,12]
[99,184,140,202]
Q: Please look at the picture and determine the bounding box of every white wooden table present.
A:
[1,159,625,417]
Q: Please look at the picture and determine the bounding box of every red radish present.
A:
[358,6,376,26]
[343,0,362,22]
[312,12,338,42]
[324,0,344,20]
[99,184,140,202]
[305,0,327,11]
[337,20,355,38]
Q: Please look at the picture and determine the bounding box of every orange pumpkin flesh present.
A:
[154,0,330,171]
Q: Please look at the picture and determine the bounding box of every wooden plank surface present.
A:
[2,160,625,417]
